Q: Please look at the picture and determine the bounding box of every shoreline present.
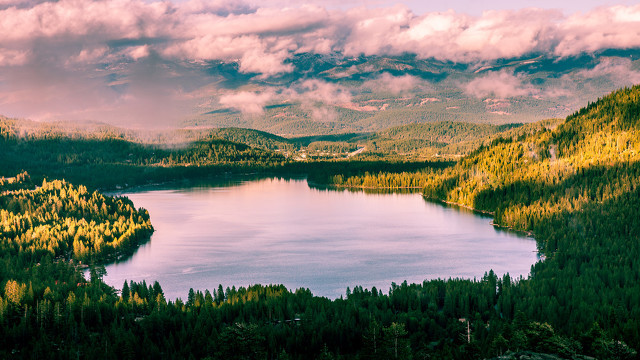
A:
[302,180,539,240]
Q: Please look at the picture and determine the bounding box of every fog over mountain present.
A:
[1,0,640,131]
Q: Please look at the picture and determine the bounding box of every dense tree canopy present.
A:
[2,86,640,358]
[325,85,640,357]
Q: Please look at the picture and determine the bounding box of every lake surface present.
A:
[103,177,539,300]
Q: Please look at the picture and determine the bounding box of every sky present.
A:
[1,0,639,127]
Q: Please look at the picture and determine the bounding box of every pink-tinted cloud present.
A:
[0,48,28,66]
[292,79,351,104]
[361,73,427,94]
[0,0,174,43]
[2,1,640,126]
[574,57,640,85]
[555,5,640,57]
[219,90,275,115]
[465,71,537,99]
[3,2,640,72]
[218,80,351,117]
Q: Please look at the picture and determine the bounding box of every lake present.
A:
[102,177,539,300]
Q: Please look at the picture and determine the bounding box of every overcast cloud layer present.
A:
[1,0,640,126]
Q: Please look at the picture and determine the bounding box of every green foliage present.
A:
[0,118,287,189]
[305,159,453,188]
[2,86,640,358]
[206,127,294,149]
[0,174,153,263]
[366,121,522,155]
[319,85,640,356]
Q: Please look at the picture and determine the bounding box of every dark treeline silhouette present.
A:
[0,119,288,189]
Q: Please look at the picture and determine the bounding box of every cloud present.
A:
[336,7,564,62]
[555,5,640,57]
[538,56,640,101]
[176,0,255,17]
[0,0,175,44]
[0,50,200,127]
[574,57,640,85]
[288,79,352,120]
[3,2,640,70]
[361,73,427,94]
[219,90,275,115]
[218,80,351,117]
[291,79,352,104]
[239,48,294,76]
[465,71,537,99]
[0,48,28,66]
[2,1,640,126]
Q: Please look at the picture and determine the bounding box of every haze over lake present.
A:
[103,177,539,299]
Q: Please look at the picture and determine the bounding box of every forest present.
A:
[325,85,640,357]
[1,86,640,359]
[0,117,289,189]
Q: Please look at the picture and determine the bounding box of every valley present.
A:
[4,1,640,358]
[1,85,640,358]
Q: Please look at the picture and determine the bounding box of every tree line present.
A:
[2,85,640,358]
[322,85,640,357]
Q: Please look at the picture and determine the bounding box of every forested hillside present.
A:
[0,118,287,189]
[0,174,629,359]
[421,86,640,351]
[203,127,296,151]
[326,85,640,357]
[2,87,640,358]
[0,173,153,263]
[367,122,520,153]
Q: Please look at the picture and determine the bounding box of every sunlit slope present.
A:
[424,85,640,232]
[0,173,153,263]
[423,85,640,343]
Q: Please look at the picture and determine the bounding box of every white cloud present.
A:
[129,45,151,61]
[213,80,352,119]
[2,2,639,70]
[292,79,351,104]
[239,49,294,77]
[0,0,174,43]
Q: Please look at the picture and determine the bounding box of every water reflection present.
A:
[103,177,539,300]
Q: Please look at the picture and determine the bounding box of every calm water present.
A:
[103,177,539,300]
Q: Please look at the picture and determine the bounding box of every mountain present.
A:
[183,50,640,135]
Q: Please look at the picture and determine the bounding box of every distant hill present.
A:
[203,127,294,151]
[366,121,523,155]
[430,85,640,211]
[0,117,286,189]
